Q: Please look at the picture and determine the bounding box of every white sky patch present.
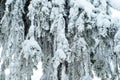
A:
[0,47,3,58]
[93,75,101,80]
[5,68,10,80]
[5,68,10,76]
[0,60,3,68]
[0,47,3,70]
[31,61,43,80]
[92,70,101,80]
[111,8,120,18]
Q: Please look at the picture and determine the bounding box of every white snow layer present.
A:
[1,0,120,80]
[74,0,95,13]
[109,0,120,11]
[22,37,42,60]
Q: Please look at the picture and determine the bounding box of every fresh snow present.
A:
[1,0,120,80]
[109,0,120,11]
[22,37,42,60]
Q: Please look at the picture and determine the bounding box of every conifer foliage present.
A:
[0,0,120,80]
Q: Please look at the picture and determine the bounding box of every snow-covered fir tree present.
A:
[1,0,120,80]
